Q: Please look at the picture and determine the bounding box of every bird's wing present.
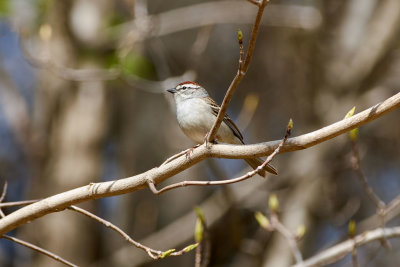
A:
[207,97,244,143]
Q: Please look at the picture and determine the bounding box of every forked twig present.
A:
[68,205,197,259]
[148,119,292,195]
[207,0,269,143]
[350,133,390,249]
[161,145,200,166]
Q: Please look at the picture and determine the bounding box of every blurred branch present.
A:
[270,213,303,263]
[2,235,78,267]
[350,140,391,246]
[292,227,400,267]
[20,38,196,92]
[115,2,322,48]
[194,207,210,267]
[0,92,399,236]
[20,41,120,81]
[347,114,391,249]
[235,93,260,130]
[351,141,385,210]
[332,0,400,88]
[0,183,77,267]
[0,182,7,218]
[0,61,34,158]
[256,194,304,264]
[359,195,400,231]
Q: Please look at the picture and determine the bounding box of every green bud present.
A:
[160,249,175,258]
[194,218,204,243]
[194,206,205,223]
[269,194,279,212]
[183,243,199,252]
[344,106,356,119]
[348,220,356,237]
[238,29,243,43]
[287,118,294,134]
[349,128,358,141]
[254,211,270,229]
[296,225,306,239]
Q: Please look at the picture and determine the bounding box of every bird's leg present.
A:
[185,144,200,159]
[204,132,218,148]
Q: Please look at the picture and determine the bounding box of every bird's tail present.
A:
[244,158,278,178]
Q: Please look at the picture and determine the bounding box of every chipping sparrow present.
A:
[167,81,277,177]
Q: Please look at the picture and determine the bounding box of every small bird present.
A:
[167,81,277,177]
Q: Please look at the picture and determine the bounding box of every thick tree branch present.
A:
[149,119,292,194]
[0,92,399,236]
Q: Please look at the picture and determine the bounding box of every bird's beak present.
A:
[167,88,177,94]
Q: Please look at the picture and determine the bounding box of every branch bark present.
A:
[292,227,400,267]
[0,92,399,236]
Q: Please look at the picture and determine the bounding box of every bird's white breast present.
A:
[176,98,239,144]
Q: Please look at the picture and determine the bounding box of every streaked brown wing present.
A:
[206,97,244,143]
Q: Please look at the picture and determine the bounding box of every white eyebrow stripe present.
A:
[177,83,199,89]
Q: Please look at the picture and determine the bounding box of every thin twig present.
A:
[0,182,7,203]
[270,213,303,263]
[2,234,78,267]
[194,212,211,267]
[207,0,269,143]
[0,199,40,208]
[149,119,292,195]
[350,140,390,249]
[351,240,358,267]
[350,142,385,210]
[161,146,199,166]
[67,205,196,259]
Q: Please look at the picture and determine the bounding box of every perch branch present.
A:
[149,118,292,194]
[0,92,399,236]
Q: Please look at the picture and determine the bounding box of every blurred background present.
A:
[0,0,400,266]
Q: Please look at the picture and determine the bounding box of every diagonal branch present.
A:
[0,92,399,236]
[292,227,400,267]
[207,0,269,142]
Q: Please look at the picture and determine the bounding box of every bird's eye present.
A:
[182,86,187,89]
